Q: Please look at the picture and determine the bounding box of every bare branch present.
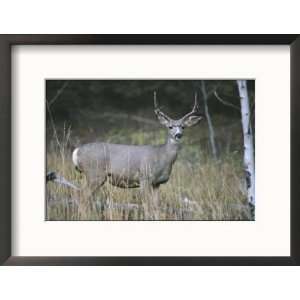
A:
[207,82,221,98]
[47,81,69,107]
[46,171,80,190]
[213,90,240,111]
[200,80,218,159]
[46,100,62,150]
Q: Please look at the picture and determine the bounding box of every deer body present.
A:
[73,139,179,189]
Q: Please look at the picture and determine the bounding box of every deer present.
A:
[47,92,203,219]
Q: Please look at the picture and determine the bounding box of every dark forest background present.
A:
[46,80,254,148]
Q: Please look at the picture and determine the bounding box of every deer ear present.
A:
[182,115,203,127]
[155,110,170,127]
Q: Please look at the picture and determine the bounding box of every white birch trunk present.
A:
[237,80,255,207]
[201,81,218,159]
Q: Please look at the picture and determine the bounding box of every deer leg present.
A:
[139,180,151,220]
[151,185,160,220]
[139,180,160,220]
[152,184,160,207]
[78,172,107,219]
[86,175,107,204]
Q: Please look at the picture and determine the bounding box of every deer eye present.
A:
[181,126,185,129]
[169,126,173,129]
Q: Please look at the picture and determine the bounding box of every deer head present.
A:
[154,91,203,142]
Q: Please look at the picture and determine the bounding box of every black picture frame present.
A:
[0,34,299,266]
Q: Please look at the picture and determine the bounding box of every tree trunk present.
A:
[200,81,218,159]
[237,80,255,207]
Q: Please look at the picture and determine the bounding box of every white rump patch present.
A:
[72,148,80,168]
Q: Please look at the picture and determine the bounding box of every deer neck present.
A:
[154,134,180,173]
[164,134,181,155]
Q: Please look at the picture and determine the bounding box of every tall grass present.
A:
[46,121,252,221]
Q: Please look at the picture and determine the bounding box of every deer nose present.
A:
[175,133,182,139]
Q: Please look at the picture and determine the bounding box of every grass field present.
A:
[46,118,252,221]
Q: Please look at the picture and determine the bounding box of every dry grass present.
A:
[46,125,252,221]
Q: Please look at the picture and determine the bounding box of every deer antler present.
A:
[153,90,158,110]
[180,92,202,121]
[153,91,171,120]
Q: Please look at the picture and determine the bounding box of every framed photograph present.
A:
[0,34,299,265]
